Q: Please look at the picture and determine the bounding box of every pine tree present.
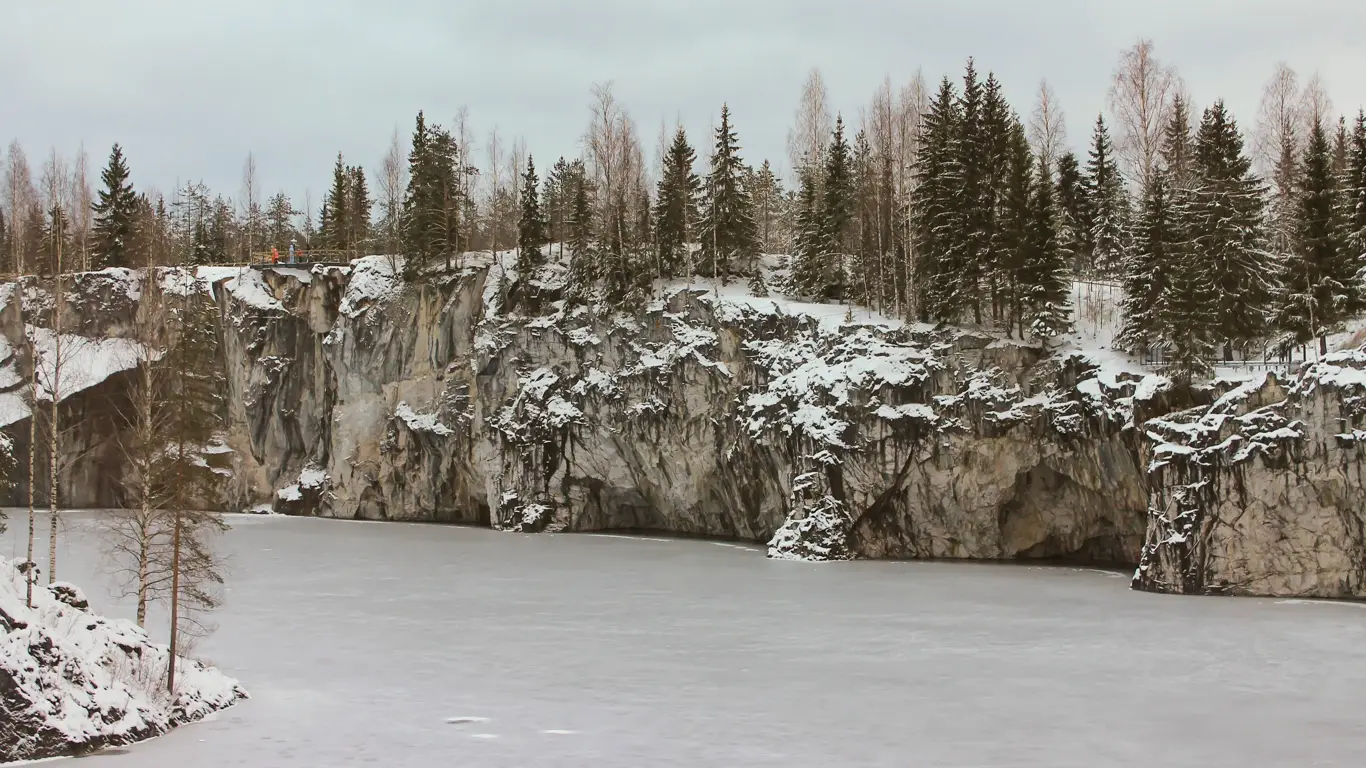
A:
[698,104,759,282]
[92,143,139,269]
[1189,100,1274,356]
[1161,175,1218,385]
[0,207,7,272]
[1277,119,1361,355]
[654,127,701,279]
[1085,114,1129,276]
[1024,158,1071,339]
[516,155,546,286]
[911,77,965,322]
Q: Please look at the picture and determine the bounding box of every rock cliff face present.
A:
[3,258,1365,598]
[206,258,1149,566]
[1134,354,1366,597]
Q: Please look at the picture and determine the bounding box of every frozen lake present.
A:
[5,511,1366,767]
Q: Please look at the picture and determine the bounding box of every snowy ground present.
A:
[4,511,1366,767]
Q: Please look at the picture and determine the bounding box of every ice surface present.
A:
[6,512,1366,767]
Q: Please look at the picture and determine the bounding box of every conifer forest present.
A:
[4,42,1365,384]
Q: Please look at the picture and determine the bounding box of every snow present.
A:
[220,268,282,312]
[6,513,1366,767]
[339,256,402,318]
[268,267,313,284]
[394,401,454,436]
[0,554,244,762]
[0,328,154,428]
[275,485,302,502]
[298,466,328,489]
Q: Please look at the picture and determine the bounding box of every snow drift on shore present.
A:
[0,558,246,762]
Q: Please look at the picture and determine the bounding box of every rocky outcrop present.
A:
[0,558,246,762]
[204,256,1150,566]
[5,258,1366,597]
[1134,354,1366,597]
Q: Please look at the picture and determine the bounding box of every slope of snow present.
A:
[339,256,402,319]
[0,558,246,762]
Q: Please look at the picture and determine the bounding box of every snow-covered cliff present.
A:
[3,256,1365,598]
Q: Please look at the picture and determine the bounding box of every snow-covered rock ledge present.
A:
[0,559,246,762]
[1134,349,1366,597]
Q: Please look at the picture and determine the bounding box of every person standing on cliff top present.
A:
[289,239,297,264]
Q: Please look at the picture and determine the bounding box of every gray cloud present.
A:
[3,0,1364,208]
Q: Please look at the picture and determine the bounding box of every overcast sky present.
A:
[4,0,1365,211]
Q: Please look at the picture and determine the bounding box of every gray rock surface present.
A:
[4,259,1365,597]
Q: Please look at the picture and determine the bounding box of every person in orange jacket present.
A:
[271,247,279,265]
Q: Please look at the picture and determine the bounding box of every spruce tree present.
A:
[564,160,596,302]
[1085,115,1129,276]
[1024,159,1071,339]
[818,116,853,296]
[319,153,349,252]
[1277,119,1360,354]
[789,167,826,298]
[851,128,877,306]
[1160,95,1195,187]
[545,157,572,258]
[653,127,701,279]
[698,104,759,282]
[348,166,371,254]
[955,59,989,323]
[1054,152,1091,274]
[264,192,298,250]
[1160,176,1218,385]
[979,72,1012,321]
[1188,100,1274,356]
[92,143,139,269]
[911,77,965,322]
[998,121,1035,338]
[1347,110,1366,263]
[1119,171,1180,353]
[516,155,546,284]
[750,160,784,254]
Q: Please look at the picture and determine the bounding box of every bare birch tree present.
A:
[485,126,505,260]
[1299,72,1334,136]
[895,71,929,317]
[105,251,172,626]
[239,153,261,265]
[4,141,35,275]
[1029,79,1068,176]
[1254,63,1303,179]
[1108,39,1179,190]
[453,106,478,251]
[376,127,407,264]
[69,146,92,273]
[787,68,833,185]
